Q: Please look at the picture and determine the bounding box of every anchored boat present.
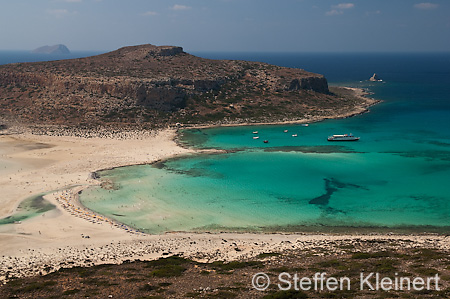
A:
[327,134,360,141]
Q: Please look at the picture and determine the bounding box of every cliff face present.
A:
[287,77,329,93]
[0,44,350,127]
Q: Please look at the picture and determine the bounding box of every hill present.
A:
[0,44,372,129]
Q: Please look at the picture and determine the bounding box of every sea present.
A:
[1,51,450,233]
[0,50,103,65]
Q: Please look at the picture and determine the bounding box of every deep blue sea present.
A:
[1,50,449,233]
[0,50,103,65]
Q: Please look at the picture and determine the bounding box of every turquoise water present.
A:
[0,136,58,223]
[79,52,450,234]
[0,193,55,225]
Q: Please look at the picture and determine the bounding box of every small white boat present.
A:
[284,130,288,133]
[301,124,309,127]
[292,134,298,137]
[253,136,260,139]
[253,131,258,134]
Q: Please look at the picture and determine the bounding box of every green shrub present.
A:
[149,264,186,277]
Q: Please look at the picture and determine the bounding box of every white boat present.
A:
[284,130,288,133]
[253,136,260,139]
[327,134,360,141]
[301,124,309,127]
[253,131,258,134]
[292,134,298,137]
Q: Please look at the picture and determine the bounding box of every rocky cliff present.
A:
[0,44,362,128]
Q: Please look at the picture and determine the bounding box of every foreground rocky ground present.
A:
[1,238,449,298]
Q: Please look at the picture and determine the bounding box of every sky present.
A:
[0,0,449,53]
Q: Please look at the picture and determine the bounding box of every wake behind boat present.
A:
[327,134,360,141]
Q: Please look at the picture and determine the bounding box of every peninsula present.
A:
[0,44,375,130]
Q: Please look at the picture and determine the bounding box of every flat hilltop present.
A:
[0,44,372,129]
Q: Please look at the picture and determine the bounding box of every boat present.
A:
[284,130,288,133]
[292,134,298,137]
[253,131,258,134]
[301,124,309,127]
[263,140,269,143]
[253,136,260,139]
[327,134,360,141]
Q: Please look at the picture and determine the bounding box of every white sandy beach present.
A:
[0,103,449,283]
[0,128,191,281]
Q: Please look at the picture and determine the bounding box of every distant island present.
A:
[31,44,70,55]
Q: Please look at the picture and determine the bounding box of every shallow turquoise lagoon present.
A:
[0,193,55,225]
[79,53,450,234]
[80,140,450,234]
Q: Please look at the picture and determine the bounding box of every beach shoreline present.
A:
[2,86,430,285]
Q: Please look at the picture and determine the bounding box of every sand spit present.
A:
[0,128,193,283]
[0,128,192,218]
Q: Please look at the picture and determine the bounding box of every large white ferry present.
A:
[327,134,360,141]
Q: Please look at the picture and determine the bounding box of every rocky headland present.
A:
[0,44,374,130]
